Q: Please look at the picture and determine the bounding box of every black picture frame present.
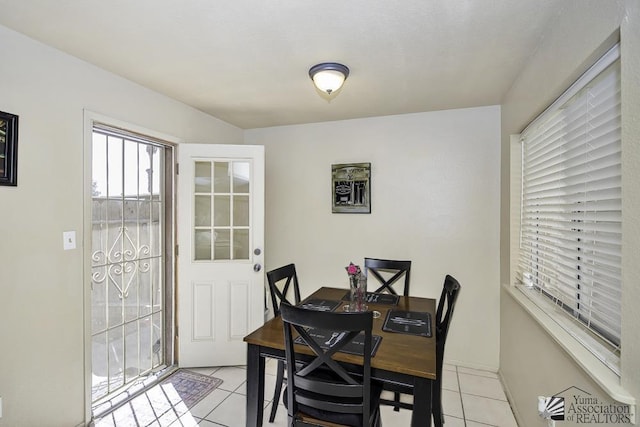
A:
[331,162,371,213]
[0,110,19,186]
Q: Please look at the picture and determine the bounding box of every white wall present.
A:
[500,1,640,426]
[0,25,242,427]
[246,106,501,370]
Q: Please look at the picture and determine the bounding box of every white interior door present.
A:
[177,143,264,367]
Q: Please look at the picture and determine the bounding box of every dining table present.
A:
[243,286,437,427]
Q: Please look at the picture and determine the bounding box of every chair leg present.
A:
[431,378,443,427]
[432,403,443,427]
[269,360,285,422]
[393,391,401,411]
[372,406,382,427]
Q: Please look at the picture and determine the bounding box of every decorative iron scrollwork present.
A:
[91,226,152,299]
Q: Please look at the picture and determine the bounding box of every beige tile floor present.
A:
[93,360,518,427]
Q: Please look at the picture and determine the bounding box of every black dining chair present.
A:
[364,258,412,411]
[265,263,302,423]
[379,274,461,426]
[364,258,411,296]
[431,274,461,425]
[280,302,382,427]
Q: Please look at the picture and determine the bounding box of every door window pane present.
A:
[108,271,124,328]
[123,262,138,322]
[233,229,250,259]
[233,195,249,227]
[139,316,153,373]
[108,327,125,390]
[124,322,139,381]
[92,331,108,400]
[195,161,211,193]
[151,257,162,312]
[92,134,108,197]
[152,313,163,366]
[91,266,107,334]
[214,161,230,192]
[92,200,108,266]
[138,201,151,259]
[107,137,123,198]
[233,161,250,193]
[195,230,212,260]
[150,202,161,257]
[214,229,231,260]
[139,260,152,317]
[138,144,152,196]
[214,195,231,226]
[151,145,161,201]
[124,141,139,198]
[195,195,211,227]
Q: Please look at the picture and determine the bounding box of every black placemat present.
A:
[382,310,432,337]
[298,299,342,312]
[341,291,399,306]
[294,328,382,357]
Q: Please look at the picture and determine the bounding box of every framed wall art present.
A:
[0,110,19,186]
[332,162,371,213]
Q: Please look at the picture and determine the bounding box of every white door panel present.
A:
[177,143,264,367]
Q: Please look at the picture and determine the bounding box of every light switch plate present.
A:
[63,231,76,250]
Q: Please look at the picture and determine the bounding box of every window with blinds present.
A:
[518,45,621,354]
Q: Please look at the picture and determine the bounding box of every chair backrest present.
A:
[436,274,461,354]
[266,263,301,317]
[280,303,375,426]
[364,258,411,296]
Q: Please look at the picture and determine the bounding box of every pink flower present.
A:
[346,262,361,276]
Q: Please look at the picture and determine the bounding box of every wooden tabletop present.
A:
[244,286,437,380]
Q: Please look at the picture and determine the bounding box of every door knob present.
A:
[254,263,262,272]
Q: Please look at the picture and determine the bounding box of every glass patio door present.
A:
[90,125,174,405]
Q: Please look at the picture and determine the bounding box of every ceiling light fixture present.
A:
[309,62,350,95]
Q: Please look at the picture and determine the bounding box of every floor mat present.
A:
[159,369,224,408]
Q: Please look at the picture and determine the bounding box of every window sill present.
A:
[503,283,635,406]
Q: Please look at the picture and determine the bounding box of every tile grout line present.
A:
[141,392,159,427]
[456,367,511,427]
[460,391,509,402]
[198,387,237,424]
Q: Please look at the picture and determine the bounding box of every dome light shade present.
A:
[309,63,349,95]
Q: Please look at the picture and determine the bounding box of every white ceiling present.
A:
[0,1,563,129]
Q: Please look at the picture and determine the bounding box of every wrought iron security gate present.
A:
[90,125,174,404]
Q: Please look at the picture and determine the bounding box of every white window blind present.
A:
[518,45,621,351]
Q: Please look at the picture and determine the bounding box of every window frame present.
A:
[516,44,622,373]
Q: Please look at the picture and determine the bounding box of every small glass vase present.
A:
[348,275,368,312]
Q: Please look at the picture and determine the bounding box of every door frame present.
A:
[82,110,179,422]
